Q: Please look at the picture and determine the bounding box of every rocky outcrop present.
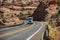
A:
[0,7,22,26]
[0,0,40,26]
[30,2,48,21]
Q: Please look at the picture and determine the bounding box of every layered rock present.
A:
[0,0,40,26]
[0,7,22,26]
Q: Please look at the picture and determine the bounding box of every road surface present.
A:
[0,21,46,40]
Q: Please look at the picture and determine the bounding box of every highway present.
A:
[0,21,46,40]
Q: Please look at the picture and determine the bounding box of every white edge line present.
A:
[0,28,11,31]
[26,22,44,40]
[42,29,45,40]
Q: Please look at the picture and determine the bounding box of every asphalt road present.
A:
[0,21,45,40]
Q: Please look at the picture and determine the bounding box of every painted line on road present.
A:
[0,24,23,31]
[26,23,43,40]
[0,28,13,31]
[0,23,35,38]
[0,22,24,31]
[42,31,45,40]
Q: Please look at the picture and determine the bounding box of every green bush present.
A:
[0,20,3,25]
[20,12,25,17]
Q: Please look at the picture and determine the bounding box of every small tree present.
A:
[28,11,31,15]
[0,11,4,25]
[27,2,30,6]
[20,12,24,17]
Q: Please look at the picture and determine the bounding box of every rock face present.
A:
[0,7,22,26]
[30,2,48,21]
[0,0,40,26]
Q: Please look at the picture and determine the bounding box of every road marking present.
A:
[0,22,23,31]
[26,23,44,40]
[0,28,12,31]
[0,23,35,38]
[0,24,23,31]
[42,31,45,40]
